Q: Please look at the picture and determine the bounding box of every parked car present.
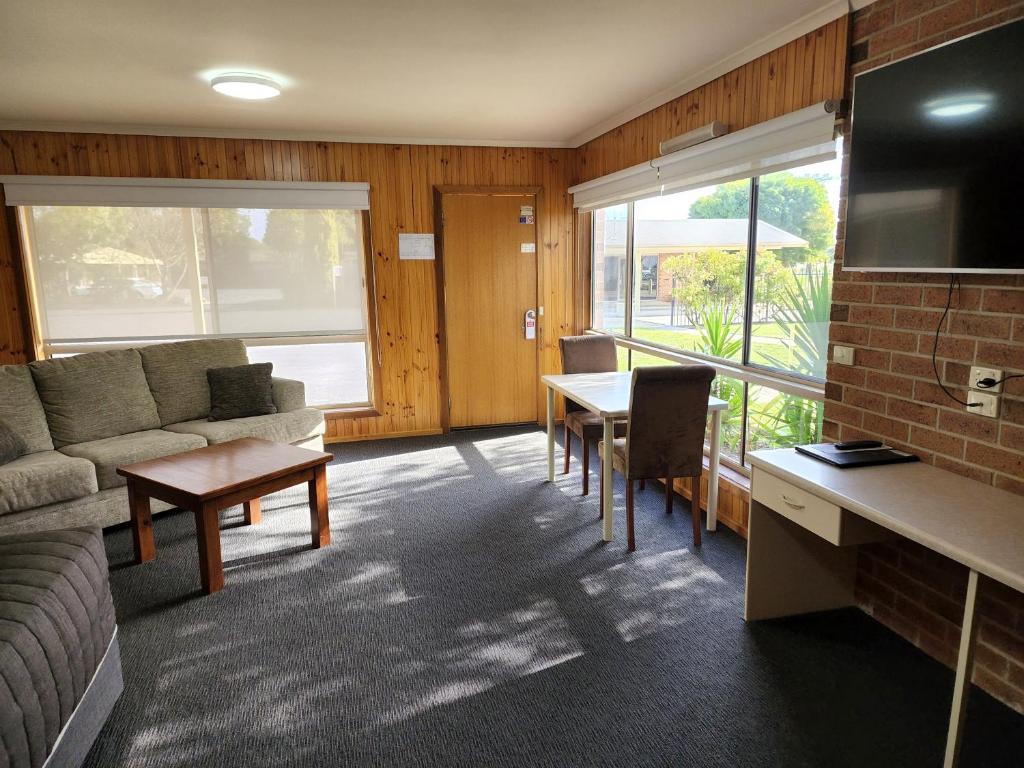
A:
[73,277,164,301]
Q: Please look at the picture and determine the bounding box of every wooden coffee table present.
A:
[117,437,333,594]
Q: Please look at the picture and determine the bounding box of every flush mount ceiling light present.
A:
[924,92,993,119]
[211,73,281,100]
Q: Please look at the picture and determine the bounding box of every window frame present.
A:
[584,169,831,470]
[16,206,382,415]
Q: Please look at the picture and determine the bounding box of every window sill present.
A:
[589,330,825,401]
[320,407,381,419]
[715,460,751,492]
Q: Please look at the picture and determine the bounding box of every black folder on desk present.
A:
[795,443,920,468]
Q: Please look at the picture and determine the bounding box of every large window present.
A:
[20,203,375,409]
[592,149,841,466]
[632,184,751,362]
[591,203,627,334]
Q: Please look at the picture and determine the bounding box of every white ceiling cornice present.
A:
[568,0,850,147]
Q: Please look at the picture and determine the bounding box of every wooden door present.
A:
[441,192,538,428]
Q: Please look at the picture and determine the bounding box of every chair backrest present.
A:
[626,364,716,479]
[558,335,619,413]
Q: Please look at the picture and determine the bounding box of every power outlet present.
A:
[970,391,1000,419]
[970,366,1003,394]
[833,345,855,366]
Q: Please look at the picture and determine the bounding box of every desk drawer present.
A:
[752,469,844,545]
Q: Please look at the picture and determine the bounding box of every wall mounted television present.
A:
[844,18,1024,273]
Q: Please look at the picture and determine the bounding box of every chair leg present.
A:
[626,479,635,552]
[665,476,673,514]
[582,439,590,496]
[691,474,702,547]
[639,479,646,491]
[563,424,571,474]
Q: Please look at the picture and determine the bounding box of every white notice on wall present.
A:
[521,243,536,253]
[399,233,435,260]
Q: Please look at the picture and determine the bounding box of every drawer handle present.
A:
[781,494,806,510]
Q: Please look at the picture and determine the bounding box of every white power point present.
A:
[969,391,1000,419]
[833,345,855,366]
[970,366,1003,394]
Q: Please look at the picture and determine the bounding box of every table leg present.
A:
[309,464,330,548]
[944,569,980,768]
[602,417,613,542]
[128,481,155,564]
[243,497,262,525]
[707,409,722,531]
[546,385,555,483]
[194,503,224,594]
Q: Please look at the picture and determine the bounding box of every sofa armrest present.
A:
[272,377,307,413]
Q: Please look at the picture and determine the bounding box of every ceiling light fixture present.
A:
[211,73,281,100]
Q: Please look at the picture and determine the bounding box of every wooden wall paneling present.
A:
[573,15,849,184]
[0,189,31,364]
[669,469,750,539]
[0,130,576,442]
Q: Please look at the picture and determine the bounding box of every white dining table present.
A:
[542,371,729,542]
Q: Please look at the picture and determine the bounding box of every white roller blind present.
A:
[570,101,838,210]
[568,163,662,211]
[0,175,370,210]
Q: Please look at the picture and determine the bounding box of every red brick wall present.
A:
[826,0,1024,711]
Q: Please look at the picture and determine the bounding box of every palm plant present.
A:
[749,392,824,449]
[698,301,743,360]
[712,376,745,458]
[751,266,831,449]
[765,267,831,379]
[695,301,745,455]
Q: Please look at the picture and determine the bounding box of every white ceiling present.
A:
[0,0,851,148]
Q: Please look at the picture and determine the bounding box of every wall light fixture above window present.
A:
[211,73,282,100]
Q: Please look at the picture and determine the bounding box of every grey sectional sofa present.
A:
[0,527,121,768]
[0,339,326,535]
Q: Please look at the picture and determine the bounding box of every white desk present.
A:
[746,448,1024,768]
[542,371,728,542]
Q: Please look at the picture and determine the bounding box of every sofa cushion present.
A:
[0,527,116,766]
[59,429,207,490]
[271,377,306,413]
[0,419,27,465]
[165,407,325,446]
[0,364,54,454]
[207,362,277,421]
[0,452,98,517]
[138,338,249,425]
[29,349,161,448]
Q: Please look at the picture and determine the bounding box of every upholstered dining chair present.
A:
[599,364,715,552]
[558,335,627,494]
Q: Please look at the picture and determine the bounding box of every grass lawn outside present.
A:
[608,322,827,462]
[627,323,798,369]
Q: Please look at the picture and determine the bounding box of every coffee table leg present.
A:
[193,503,224,594]
[128,481,155,564]
[309,464,330,548]
[243,497,262,525]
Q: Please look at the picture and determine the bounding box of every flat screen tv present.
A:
[844,19,1024,273]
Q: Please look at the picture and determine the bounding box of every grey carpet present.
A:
[85,426,1024,767]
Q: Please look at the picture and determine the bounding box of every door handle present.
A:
[524,309,537,340]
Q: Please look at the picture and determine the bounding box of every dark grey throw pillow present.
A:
[0,419,27,466]
[206,363,278,421]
